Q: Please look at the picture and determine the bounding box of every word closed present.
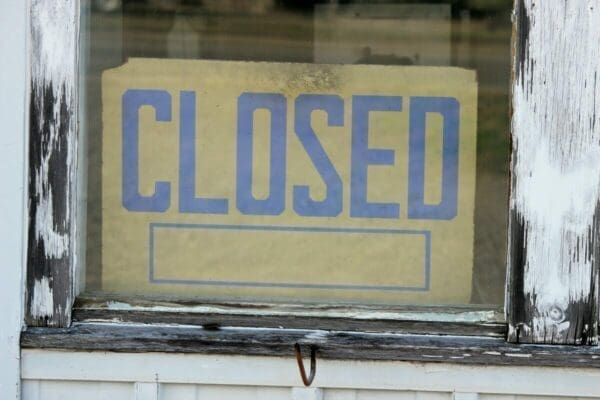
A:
[122,90,460,220]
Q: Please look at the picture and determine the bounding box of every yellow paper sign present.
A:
[101,58,477,304]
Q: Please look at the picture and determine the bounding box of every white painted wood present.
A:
[454,393,479,400]
[101,301,500,323]
[158,384,196,400]
[469,394,598,400]
[22,380,134,400]
[326,389,452,400]
[325,389,452,400]
[21,351,600,397]
[22,381,41,400]
[511,397,578,400]
[29,0,77,264]
[196,385,290,400]
[148,383,296,400]
[21,380,600,400]
[293,387,324,400]
[135,382,158,400]
[508,0,600,343]
[324,389,358,400]
[0,0,27,398]
[415,393,453,400]
[479,396,515,400]
[26,0,80,328]
[364,390,447,400]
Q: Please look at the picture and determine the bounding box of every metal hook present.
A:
[294,343,317,387]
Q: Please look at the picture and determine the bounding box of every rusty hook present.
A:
[294,343,317,387]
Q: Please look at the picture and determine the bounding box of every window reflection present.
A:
[84,0,511,306]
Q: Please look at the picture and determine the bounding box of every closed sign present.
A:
[102,59,477,304]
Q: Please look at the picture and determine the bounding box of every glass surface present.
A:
[83,0,511,306]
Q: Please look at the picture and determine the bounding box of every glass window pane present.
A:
[83,0,510,307]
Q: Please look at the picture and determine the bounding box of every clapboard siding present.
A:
[21,351,600,398]
[20,381,600,400]
[160,385,295,400]
[22,380,133,400]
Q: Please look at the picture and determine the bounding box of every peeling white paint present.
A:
[69,321,500,345]
[30,277,54,319]
[103,301,500,323]
[510,0,600,341]
[34,181,69,258]
[30,0,79,260]
[31,1,77,87]
[304,330,329,342]
[505,353,532,359]
[483,351,501,356]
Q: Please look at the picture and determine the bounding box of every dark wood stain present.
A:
[21,323,600,368]
[26,6,77,328]
[73,309,507,338]
[73,294,506,338]
[514,0,530,90]
[507,208,530,343]
[508,0,600,345]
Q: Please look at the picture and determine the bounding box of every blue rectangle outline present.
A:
[149,223,431,292]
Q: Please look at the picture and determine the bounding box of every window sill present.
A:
[20,322,600,368]
[71,294,507,338]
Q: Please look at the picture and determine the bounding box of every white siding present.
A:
[326,389,452,399]
[0,0,27,399]
[22,380,134,400]
[160,384,292,400]
[21,351,600,399]
[20,382,600,400]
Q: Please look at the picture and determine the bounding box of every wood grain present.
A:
[21,323,600,368]
[74,295,506,337]
[507,0,600,344]
[26,0,80,328]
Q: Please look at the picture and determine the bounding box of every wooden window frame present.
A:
[21,0,600,365]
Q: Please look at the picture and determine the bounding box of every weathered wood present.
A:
[26,0,80,328]
[21,322,600,368]
[74,295,506,337]
[74,309,506,338]
[75,294,505,320]
[507,0,600,344]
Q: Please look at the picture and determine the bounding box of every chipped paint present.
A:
[31,1,77,86]
[508,0,600,343]
[483,351,501,356]
[304,330,330,342]
[26,0,79,328]
[30,277,54,320]
[34,183,69,259]
[505,353,532,359]
[29,0,78,260]
[103,301,500,323]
